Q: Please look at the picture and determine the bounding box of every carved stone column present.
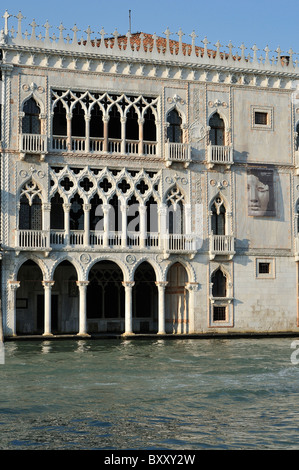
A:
[122,281,135,335]
[85,115,90,152]
[103,117,109,152]
[8,281,20,336]
[121,116,126,155]
[102,203,111,247]
[158,203,168,250]
[42,280,55,336]
[76,281,89,336]
[43,202,51,250]
[155,281,168,335]
[121,204,128,248]
[185,282,200,333]
[66,113,72,151]
[138,118,144,155]
[63,203,71,245]
[83,204,91,246]
[185,203,192,235]
[139,203,147,248]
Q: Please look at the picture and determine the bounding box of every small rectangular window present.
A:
[213,306,226,321]
[255,112,268,125]
[258,262,270,274]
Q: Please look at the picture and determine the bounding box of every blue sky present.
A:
[2,0,299,58]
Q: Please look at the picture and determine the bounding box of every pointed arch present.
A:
[71,101,85,137]
[132,261,158,332]
[210,193,227,236]
[50,192,64,230]
[165,261,189,334]
[166,107,183,143]
[165,185,185,235]
[22,97,41,134]
[18,180,43,230]
[16,259,44,335]
[53,99,67,136]
[208,111,227,145]
[211,266,229,297]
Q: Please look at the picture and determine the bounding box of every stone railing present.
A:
[19,133,47,155]
[15,229,50,250]
[19,229,197,254]
[2,11,298,77]
[164,234,196,253]
[209,234,235,259]
[50,135,157,156]
[165,142,191,167]
[207,144,233,168]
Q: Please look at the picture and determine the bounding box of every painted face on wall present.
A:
[247,174,270,216]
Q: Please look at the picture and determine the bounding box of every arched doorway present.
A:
[165,262,189,333]
[53,261,79,334]
[87,261,124,333]
[133,262,158,333]
[16,260,43,334]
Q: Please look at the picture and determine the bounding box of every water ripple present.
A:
[1,338,299,449]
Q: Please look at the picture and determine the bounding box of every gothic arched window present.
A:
[144,108,156,142]
[209,112,225,146]
[22,98,41,134]
[90,103,103,138]
[50,193,64,230]
[108,105,121,139]
[19,180,43,230]
[211,196,226,235]
[166,186,184,234]
[166,108,182,143]
[211,269,227,297]
[53,100,67,136]
[126,107,139,141]
[71,102,85,137]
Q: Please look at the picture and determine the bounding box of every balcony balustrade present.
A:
[209,234,235,259]
[165,142,191,167]
[19,133,47,156]
[207,144,233,168]
[50,136,157,156]
[164,233,197,254]
[15,229,50,251]
[16,229,196,255]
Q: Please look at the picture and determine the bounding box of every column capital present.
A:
[138,204,147,214]
[76,280,89,288]
[42,280,55,288]
[102,203,111,213]
[43,203,51,211]
[122,281,135,288]
[185,282,200,292]
[155,281,168,288]
[63,203,72,211]
[9,280,20,290]
[83,204,91,211]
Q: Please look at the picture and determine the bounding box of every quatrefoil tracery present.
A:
[49,165,161,205]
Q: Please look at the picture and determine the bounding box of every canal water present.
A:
[1,337,299,450]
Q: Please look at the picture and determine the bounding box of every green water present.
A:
[1,337,299,450]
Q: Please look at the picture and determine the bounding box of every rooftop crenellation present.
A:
[0,10,298,76]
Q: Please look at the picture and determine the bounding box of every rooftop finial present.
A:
[3,10,11,35]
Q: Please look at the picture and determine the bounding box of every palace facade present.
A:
[1,11,299,338]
